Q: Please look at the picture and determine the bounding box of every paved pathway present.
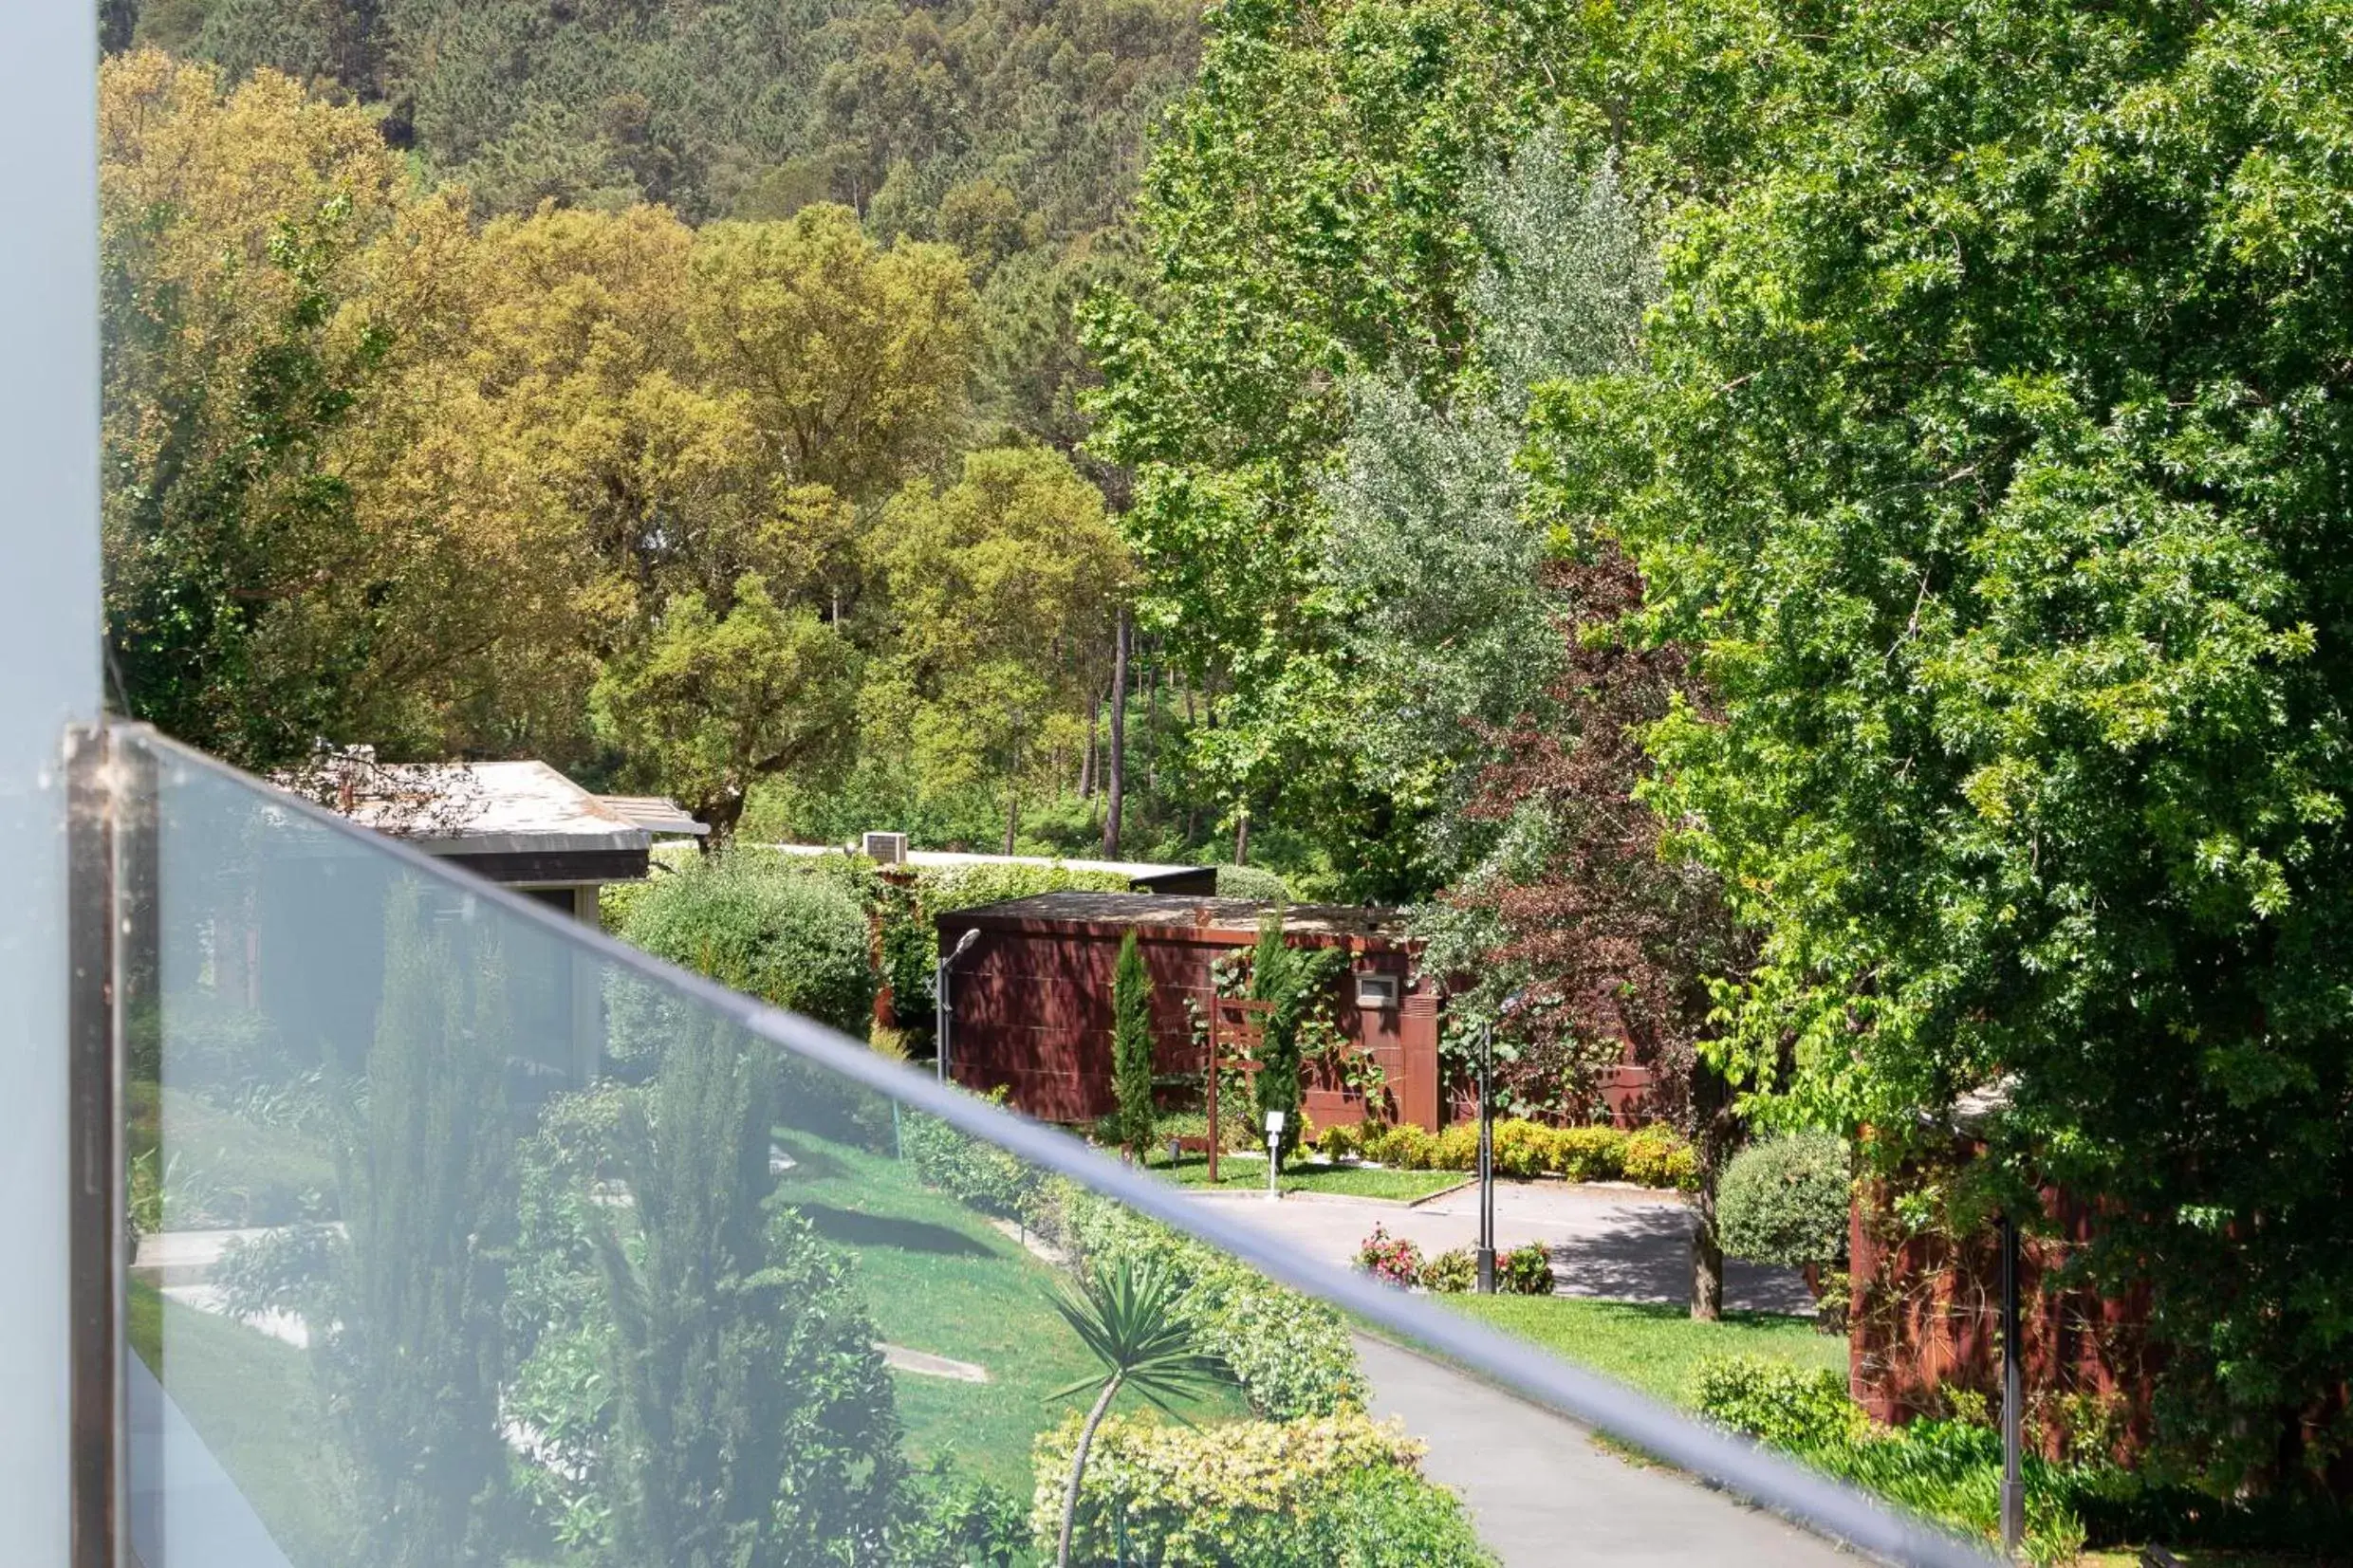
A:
[1196,1179,1815,1313]
[1356,1333,1858,1566]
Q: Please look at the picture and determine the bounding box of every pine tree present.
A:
[326,883,515,1565]
[1108,931,1155,1160]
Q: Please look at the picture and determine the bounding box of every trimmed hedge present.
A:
[1055,1188,1366,1421]
[1716,1133,1851,1266]
[1031,1411,1493,1568]
[618,853,874,1032]
[1315,1118,1697,1191]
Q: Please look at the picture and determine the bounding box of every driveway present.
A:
[1195,1178,1816,1314]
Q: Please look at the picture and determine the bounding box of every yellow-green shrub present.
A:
[1432,1122,1479,1170]
[1547,1126,1625,1181]
[1491,1118,1552,1178]
[1622,1127,1699,1190]
[1031,1412,1491,1567]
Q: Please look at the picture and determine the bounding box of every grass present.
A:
[773,1128,1247,1494]
[1143,1149,1469,1202]
[1447,1293,1847,1409]
[128,1279,350,1567]
[128,1079,337,1227]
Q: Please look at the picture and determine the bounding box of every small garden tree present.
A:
[1045,1258,1233,1568]
[1107,932,1157,1161]
[1245,915,1347,1170]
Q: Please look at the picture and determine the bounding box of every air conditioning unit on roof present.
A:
[862,831,909,865]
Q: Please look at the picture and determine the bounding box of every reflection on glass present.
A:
[125,738,1509,1568]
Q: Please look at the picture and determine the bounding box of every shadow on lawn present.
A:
[1549,1204,1818,1315]
[789,1201,997,1258]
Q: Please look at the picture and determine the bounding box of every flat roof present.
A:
[937,892,1414,944]
[298,759,652,856]
[766,842,1213,886]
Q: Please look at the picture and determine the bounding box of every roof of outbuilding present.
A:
[936,892,1415,943]
[767,842,1209,887]
[292,756,699,856]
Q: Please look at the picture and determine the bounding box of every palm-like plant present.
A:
[1046,1258,1233,1567]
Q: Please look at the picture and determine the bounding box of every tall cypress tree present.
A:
[593,1016,904,1565]
[1108,931,1156,1161]
[327,883,515,1564]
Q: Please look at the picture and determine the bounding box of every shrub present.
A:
[1432,1122,1479,1170]
[1491,1119,1551,1178]
[1422,1247,1477,1294]
[1716,1132,1851,1265]
[890,1466,1028,1568]
[1059,1190,1364,1419]
[1498,1243,1555,1296]
[903,1090,1045,1220]
[1215,863,1291,901]
[1690,1356,1873,1452]
[1031,1412,1491,1568]
[1548,1125,1626,1182]
[1621,1127,1700,1190]
[1366,1124,1438,1170]
[1355,1224,1423,1287]
[618,853,874,1033]
[1690,1356,2087,1564]
[1316,1120,1366,1160]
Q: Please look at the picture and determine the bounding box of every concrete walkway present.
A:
[1357,1334,1857,1566]
[1196,1179,1815,1313]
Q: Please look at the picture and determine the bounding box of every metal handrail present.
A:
[121,724,1996,1567]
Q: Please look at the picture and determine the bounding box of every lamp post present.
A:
[1999,1212,2025,1558]
[934,928,981,1085]
[1476,989,1531,1296]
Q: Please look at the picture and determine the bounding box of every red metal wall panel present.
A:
[936,914,1433,1129]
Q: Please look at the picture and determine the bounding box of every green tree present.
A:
[100,52,417,766]
[865,446,1129,849]
[325,884,514,1564]
[1541,0,2353,1494]
[1243,915,1347,1170]
[594,1014,903,1566]
[590,577,863,845]
[1083,0,1593,893]
[1044,1258,1233,1568]
[1108,931,1157,1160]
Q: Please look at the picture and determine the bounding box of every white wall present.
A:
[0,5,102,1561]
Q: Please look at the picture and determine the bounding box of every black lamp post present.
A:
[1476,989,1531,1296]
[934,927,980,1084]
[1999,1212,2025,1558]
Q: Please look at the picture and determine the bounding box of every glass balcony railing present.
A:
[105,724,1990,1567]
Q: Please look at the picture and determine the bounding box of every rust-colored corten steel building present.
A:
[935,893,1443,1130]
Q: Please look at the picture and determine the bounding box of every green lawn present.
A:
[774,1129,1247,1494]
[1447,1294,1847,1409]
[1144,1149,1469,1202]
[128,1280,352,1568]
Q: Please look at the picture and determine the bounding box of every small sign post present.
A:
[1264,1110,1286,1203]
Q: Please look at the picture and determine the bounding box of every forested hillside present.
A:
[98,0,1234,861]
